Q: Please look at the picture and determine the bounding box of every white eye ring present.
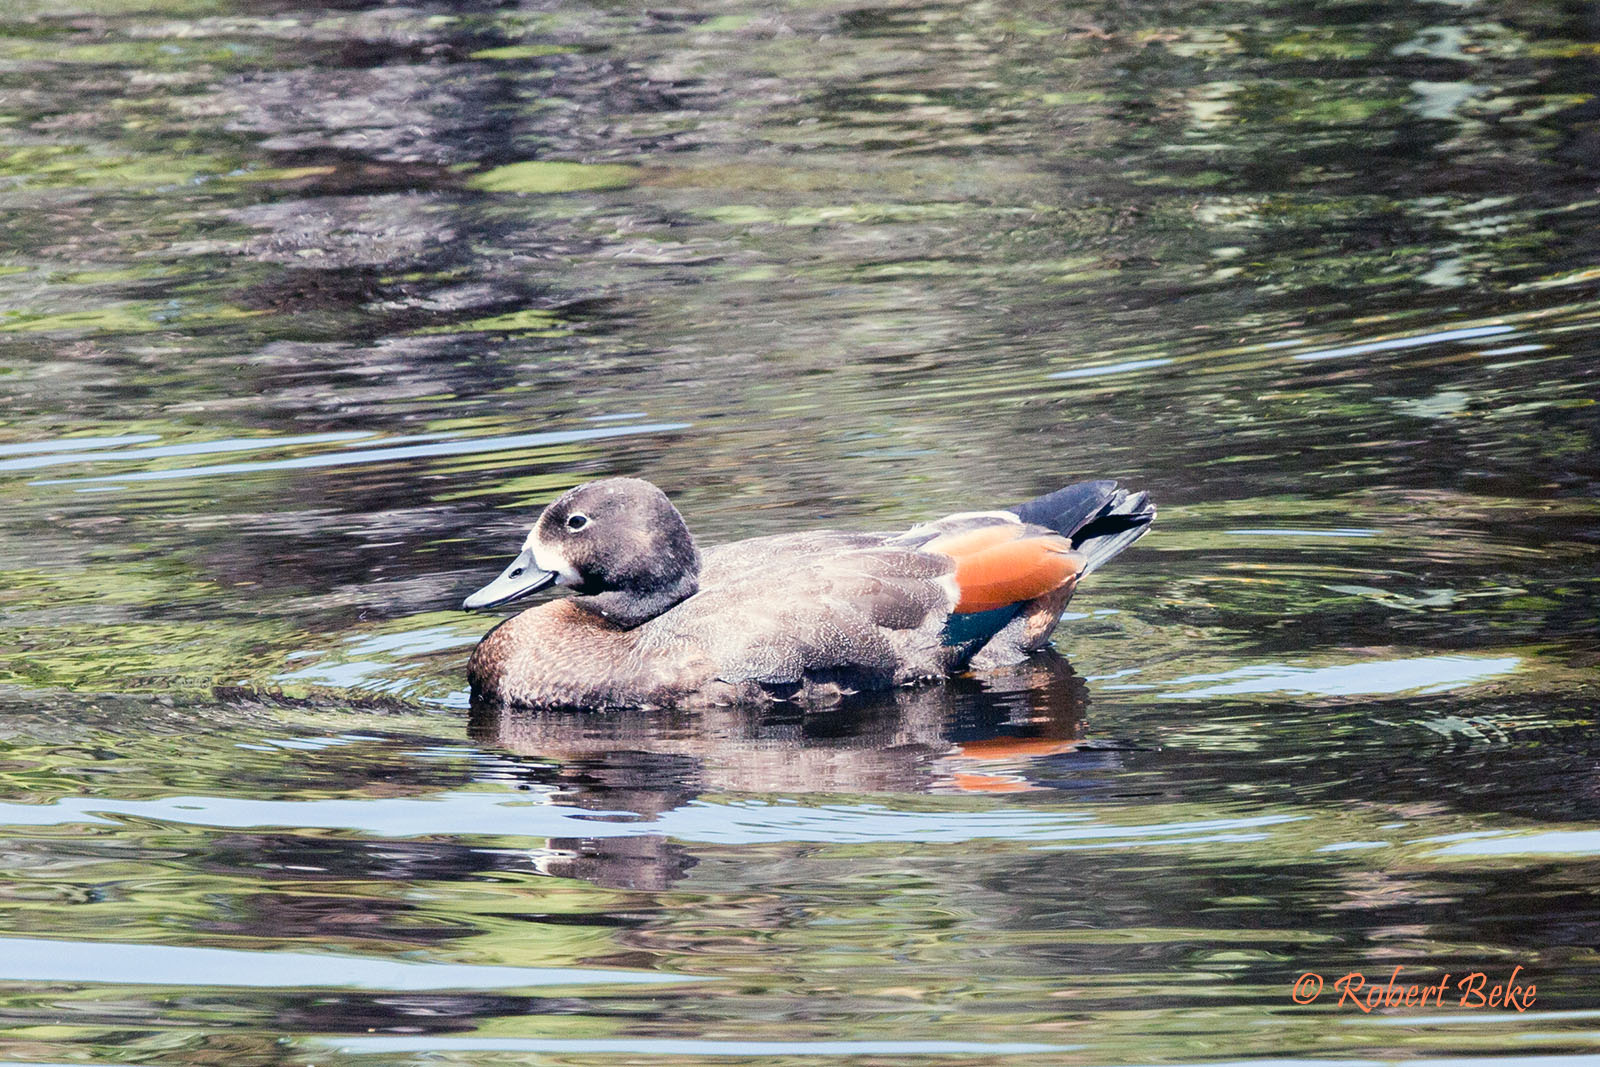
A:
[566,513,589,531]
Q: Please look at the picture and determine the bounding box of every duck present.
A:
[463,477,1154,709]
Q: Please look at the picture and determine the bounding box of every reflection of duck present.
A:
[463,478,1152,708]
[468,654,1092,888]
[469,654,1092,796]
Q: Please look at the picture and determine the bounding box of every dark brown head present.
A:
[463,478,701,628]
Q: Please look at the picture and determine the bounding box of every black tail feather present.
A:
[1013,480,1155,576]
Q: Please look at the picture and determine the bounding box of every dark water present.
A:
[1,0,1598,1063]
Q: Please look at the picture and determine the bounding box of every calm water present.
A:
[1,0,1598,1063]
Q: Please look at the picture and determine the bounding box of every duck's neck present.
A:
[571,571,699,629]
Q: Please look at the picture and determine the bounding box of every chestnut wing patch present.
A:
[927,525,1083,614]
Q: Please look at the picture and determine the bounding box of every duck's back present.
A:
[641,526,1014,698]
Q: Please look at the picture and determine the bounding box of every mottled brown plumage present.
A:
[464,477,1153,709]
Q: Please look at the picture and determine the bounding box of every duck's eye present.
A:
[566,513,589,531]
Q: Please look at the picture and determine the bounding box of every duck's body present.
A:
[465,478,1153,709]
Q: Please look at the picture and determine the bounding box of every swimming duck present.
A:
[464,477,1153,709]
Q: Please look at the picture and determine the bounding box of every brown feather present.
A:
[924,524,1027,558]
[931,531,1082,613]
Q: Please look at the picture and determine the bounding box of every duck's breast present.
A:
[470,600,712,708]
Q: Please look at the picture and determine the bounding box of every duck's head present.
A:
[463,477,701,627]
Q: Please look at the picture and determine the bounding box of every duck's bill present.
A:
[463,550,558,610]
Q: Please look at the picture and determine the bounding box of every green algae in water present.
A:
[417,308,570,336]
[465,161,641,194]
[469,44,578,60]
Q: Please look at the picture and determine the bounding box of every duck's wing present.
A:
[666,522,1087,687]
[904,518,1090,664]
[698,531,884,585]
[653,539,957,687]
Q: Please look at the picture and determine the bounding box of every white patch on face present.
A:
[935,572,962,609]
[524,529,581,586]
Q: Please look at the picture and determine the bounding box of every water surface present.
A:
[0,0,1598,1063]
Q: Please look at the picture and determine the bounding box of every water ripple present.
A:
[0,790,1301,846]
[30,423,691,486]
[0,936,698,990]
